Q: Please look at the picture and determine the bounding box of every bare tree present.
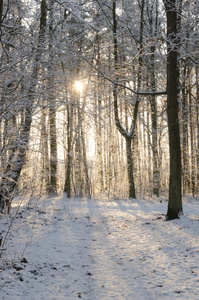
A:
[0,0,47,212]
[48,0,58,195]
[112,0,145,198]
[163,0,182,220]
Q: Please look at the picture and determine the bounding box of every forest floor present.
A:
[0,195,199,299]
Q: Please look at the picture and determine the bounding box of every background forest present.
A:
[0,0,198,218]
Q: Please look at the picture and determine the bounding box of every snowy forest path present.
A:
[0,197,199,299]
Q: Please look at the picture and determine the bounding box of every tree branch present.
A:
[81,52,167,96]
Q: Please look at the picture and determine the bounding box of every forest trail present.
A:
[0,196,199,299]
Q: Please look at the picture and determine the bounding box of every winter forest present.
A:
[0,0,198,216]
[0,0,199,299]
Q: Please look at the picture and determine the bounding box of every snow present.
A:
[0,196,199,299]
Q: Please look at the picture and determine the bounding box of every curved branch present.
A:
[81,53,167,96]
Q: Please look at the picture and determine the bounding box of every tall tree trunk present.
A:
[112,0,144,199]
[49,106,58,194]
[40,104,50,193]
[150,95,159,196]
[0,0,47,212]
[181,63,190,194]
[81,117,91,199]
[149,49,159,197]
[196,65,199,195]
[48,0,57,194]
[94,36,104,193]
[126,137,135,198]
[188,83,196,197]
[64,104,73,197]
[146,0,160,197]
[164,0,182,220]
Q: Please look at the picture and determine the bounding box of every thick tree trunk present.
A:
[0,114,32,212]
[164,0,182,220]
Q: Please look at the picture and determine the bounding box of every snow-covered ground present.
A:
[0,195,199,299]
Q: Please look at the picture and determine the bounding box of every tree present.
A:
[64,101,73,198]
[48,0,58,195]
[146,0,160,196]
[163,0,182,220]
[112,0,145,199]
[0,0,47,212]
[0,0,198,208]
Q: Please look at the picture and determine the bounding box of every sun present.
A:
[74,80,83,92]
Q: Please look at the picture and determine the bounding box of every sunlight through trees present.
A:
[0,0,198,219]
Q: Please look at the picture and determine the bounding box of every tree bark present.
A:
[146,0,160,197]
[64,105,73,197]
[49,106,58,194]
[0,0,47,212]
[181,63,190,194]
[164,0,182,220]
[126,137,136,198]
[0,0,3,27]
[48,0,58,195]
[40,105,50,193]
[196,65,199,195]
[81,116,91,199]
